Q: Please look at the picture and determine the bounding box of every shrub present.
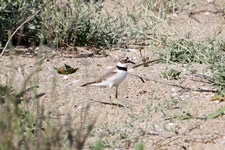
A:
[158,38,225,64]
[0,0,141,49]
[0,0,43,47]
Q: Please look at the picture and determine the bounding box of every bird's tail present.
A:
[81,81,96,87]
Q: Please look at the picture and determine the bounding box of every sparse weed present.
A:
[0,81,96,150]
[162,68,181,80]
[0,0,194,51]
[208,59,225,96]
[141,0,177,19]
[0,45,96,150]
[0,0,146,49]
[157,38,225,64]
[155,37,225,95]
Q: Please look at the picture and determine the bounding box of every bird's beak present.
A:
[128,60,135,64]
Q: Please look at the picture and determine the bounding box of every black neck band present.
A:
[117,66,127,71]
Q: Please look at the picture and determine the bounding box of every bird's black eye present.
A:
[124,57,129,62]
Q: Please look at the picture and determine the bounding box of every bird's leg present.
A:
[115,87,118,99]
[109,95,112,105]
[114,87,121,108]
[109,87,113,106]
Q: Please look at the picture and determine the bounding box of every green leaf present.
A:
[54,64,79,75]
[207,105,225,119]
[162,69,181,80]
[94,139,104,150]
[168,112,193,120]
[135,143,144,150]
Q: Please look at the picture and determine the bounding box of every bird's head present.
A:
[118,57,135,67]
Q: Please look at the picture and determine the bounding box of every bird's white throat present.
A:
[117,62,128,68]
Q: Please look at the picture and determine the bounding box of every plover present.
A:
[81,57,135,103]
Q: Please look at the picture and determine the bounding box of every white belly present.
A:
[93,70,127,88]
[107,70,127,87]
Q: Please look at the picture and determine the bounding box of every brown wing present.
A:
[81,67,117,87]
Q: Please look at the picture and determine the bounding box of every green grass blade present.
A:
[94,139,104,150]
[207,105,225,119]
[135,143,144,150]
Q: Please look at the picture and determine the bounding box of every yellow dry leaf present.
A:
[211,96,225,101]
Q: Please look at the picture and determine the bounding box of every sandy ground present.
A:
[1,0,225,149]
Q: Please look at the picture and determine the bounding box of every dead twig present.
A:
[130,74,217,94]
[155,137,181,148]
[0,10,40,58]
[128,73,145,83]
[88,98,126,108]
[132,59,161,68]
[204,135,223,144]
[188,9,225,23]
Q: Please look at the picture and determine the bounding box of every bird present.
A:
[81,57,135,104]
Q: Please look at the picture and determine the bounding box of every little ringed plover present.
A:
[81,57,135,103]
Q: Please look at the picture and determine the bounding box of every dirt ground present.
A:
[1,0,225,149]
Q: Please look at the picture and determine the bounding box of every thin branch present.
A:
[0,10,40,58]
[128,73,145,83]
[132,59,161,68]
